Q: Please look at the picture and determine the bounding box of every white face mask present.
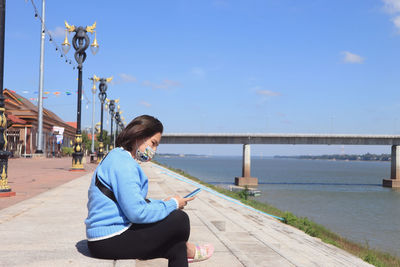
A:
[136,145,156,162]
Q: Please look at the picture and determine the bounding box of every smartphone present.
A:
[184,188,201,198]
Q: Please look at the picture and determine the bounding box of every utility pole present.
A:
[36,0,45,154]
[89,76,97,154]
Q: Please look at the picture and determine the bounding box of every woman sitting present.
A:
[85,115,213,266]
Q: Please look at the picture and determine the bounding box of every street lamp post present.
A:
[120,114,126,130]
[36,0,45,154]
[62,21,99,170]
[115,106,124,141]
[107,99,115,150]
[115,111,120,140]
[89,75,97,163]
[0,0,14,197]
[96,76,112,163]
[89,75,96,154]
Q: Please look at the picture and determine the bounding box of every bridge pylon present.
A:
[235,144,258,187]
[383,145,400,188]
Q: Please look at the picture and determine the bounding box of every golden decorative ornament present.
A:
[86,22,97,33]
[64,21,75,32]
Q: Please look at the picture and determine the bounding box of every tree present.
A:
[95,130,111,150]
[82,130,92,155]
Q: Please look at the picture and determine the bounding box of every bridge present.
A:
[160,133,400,188]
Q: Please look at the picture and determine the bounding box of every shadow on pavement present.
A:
[76,240,94,258]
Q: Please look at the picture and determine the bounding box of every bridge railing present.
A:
[161,133,400,145]
[160,133,400,188]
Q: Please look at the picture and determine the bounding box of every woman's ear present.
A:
[134,138,145,152]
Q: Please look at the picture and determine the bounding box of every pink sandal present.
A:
[188,243,214,263]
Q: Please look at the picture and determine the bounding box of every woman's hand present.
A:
[165,195,195,209]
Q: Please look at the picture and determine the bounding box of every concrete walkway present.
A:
[0,161,372,266]
[0,156,97,210]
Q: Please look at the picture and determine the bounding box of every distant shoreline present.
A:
[274,153,391,162]
[157,153,391,162]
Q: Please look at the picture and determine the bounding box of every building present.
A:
[4,89,76,157]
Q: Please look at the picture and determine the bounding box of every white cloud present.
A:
[281,119,292,125]
[142,79,181,90]
[140,101,151,107]
[191,67,205,78]
[276,112,286,118]
[383,0,400,14]
[109,73,137,85]
[48,26,65,38]
[382,0,400,32]
[253,87,281,106]
[256,89,281,97]
[392,15,400,31]
[213,0,229,8]
[341,51,365,64]
[162,79,181,88]
[119,73,137,83]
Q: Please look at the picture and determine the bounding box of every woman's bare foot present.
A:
[187,243,214,263]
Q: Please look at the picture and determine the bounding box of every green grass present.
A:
[153,160,400,267]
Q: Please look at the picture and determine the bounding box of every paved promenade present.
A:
[0,156,97,210]
[0,157,372,266]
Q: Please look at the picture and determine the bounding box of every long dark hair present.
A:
[115,115,163,152]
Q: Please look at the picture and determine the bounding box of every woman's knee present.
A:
[168,210,190,237]
[170,210,189,225]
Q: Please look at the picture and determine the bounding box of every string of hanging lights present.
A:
[28,0,78,69]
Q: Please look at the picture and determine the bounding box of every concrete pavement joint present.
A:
[0,200,45,224]
[193,210,247,266]
[196,191,297,266]
[248,230,299,266]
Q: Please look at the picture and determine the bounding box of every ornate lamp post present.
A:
[96,76,113,163]
[0,0,14,197]
[114,106,123,141]
[62,21,99,170]
[114,110,120,144]
[121,115,126,130]
[107,99,116,150]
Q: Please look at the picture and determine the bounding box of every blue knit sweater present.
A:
[85,147,177,241]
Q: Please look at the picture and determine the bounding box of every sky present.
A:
[4,0,400,156]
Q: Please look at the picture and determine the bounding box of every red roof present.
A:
[66,122,77,129]
[87,133,97,141]
[7,114,27,124]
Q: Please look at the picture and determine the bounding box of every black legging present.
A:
[88,209,190,267]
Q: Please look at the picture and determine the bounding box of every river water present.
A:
[155,155,400,257]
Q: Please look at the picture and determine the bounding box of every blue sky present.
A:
[4,0,400,156]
